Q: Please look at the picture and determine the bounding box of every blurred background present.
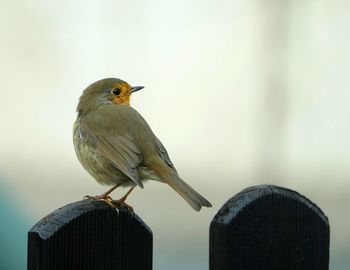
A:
[1,0,349,269]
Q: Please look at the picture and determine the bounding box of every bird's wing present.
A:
[101,104,178,174]
[153,136,178,174]
[79,109,144,188]
[96,133,144,188]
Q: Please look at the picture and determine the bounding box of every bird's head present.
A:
[77,78,144,114]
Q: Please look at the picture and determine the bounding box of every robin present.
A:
[73,78,212,211]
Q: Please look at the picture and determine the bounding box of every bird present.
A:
[73,78,212,211]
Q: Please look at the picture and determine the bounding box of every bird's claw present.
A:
[112,200,134,213]
[84,194,120,214]
[84,187,135,214]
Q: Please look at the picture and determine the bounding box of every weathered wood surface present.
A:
[28,200,152,270]
[210,185,329,270]
[27,185,330,270]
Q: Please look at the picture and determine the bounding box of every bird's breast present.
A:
[73,120,128,186]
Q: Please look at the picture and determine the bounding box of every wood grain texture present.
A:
[210,185,329,270]
[28,200,152,270]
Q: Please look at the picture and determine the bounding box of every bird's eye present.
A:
[112,88,121,96]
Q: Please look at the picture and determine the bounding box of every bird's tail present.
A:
[150,160,212,211]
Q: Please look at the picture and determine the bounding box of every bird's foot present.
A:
[84,186,135,213]
[111,199,134,212]
[109,186,135,212]
[84,194,120,213]
[84,194,113,201]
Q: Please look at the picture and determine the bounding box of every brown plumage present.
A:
[73,78,212,211]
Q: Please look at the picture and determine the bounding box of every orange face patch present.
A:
[112,95,130,105]
[111,82,132,105]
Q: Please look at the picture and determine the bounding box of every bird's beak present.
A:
[131,86,144,93]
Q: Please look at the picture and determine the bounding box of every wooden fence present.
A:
[28,185,329,270]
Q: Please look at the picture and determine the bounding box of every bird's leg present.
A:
[112,186,135,212]
[119,186,135,201]
[84,184,121,208]
[84,184,121,200]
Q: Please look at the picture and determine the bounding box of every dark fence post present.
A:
[28,200,152,270]
[210,185,330,270]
